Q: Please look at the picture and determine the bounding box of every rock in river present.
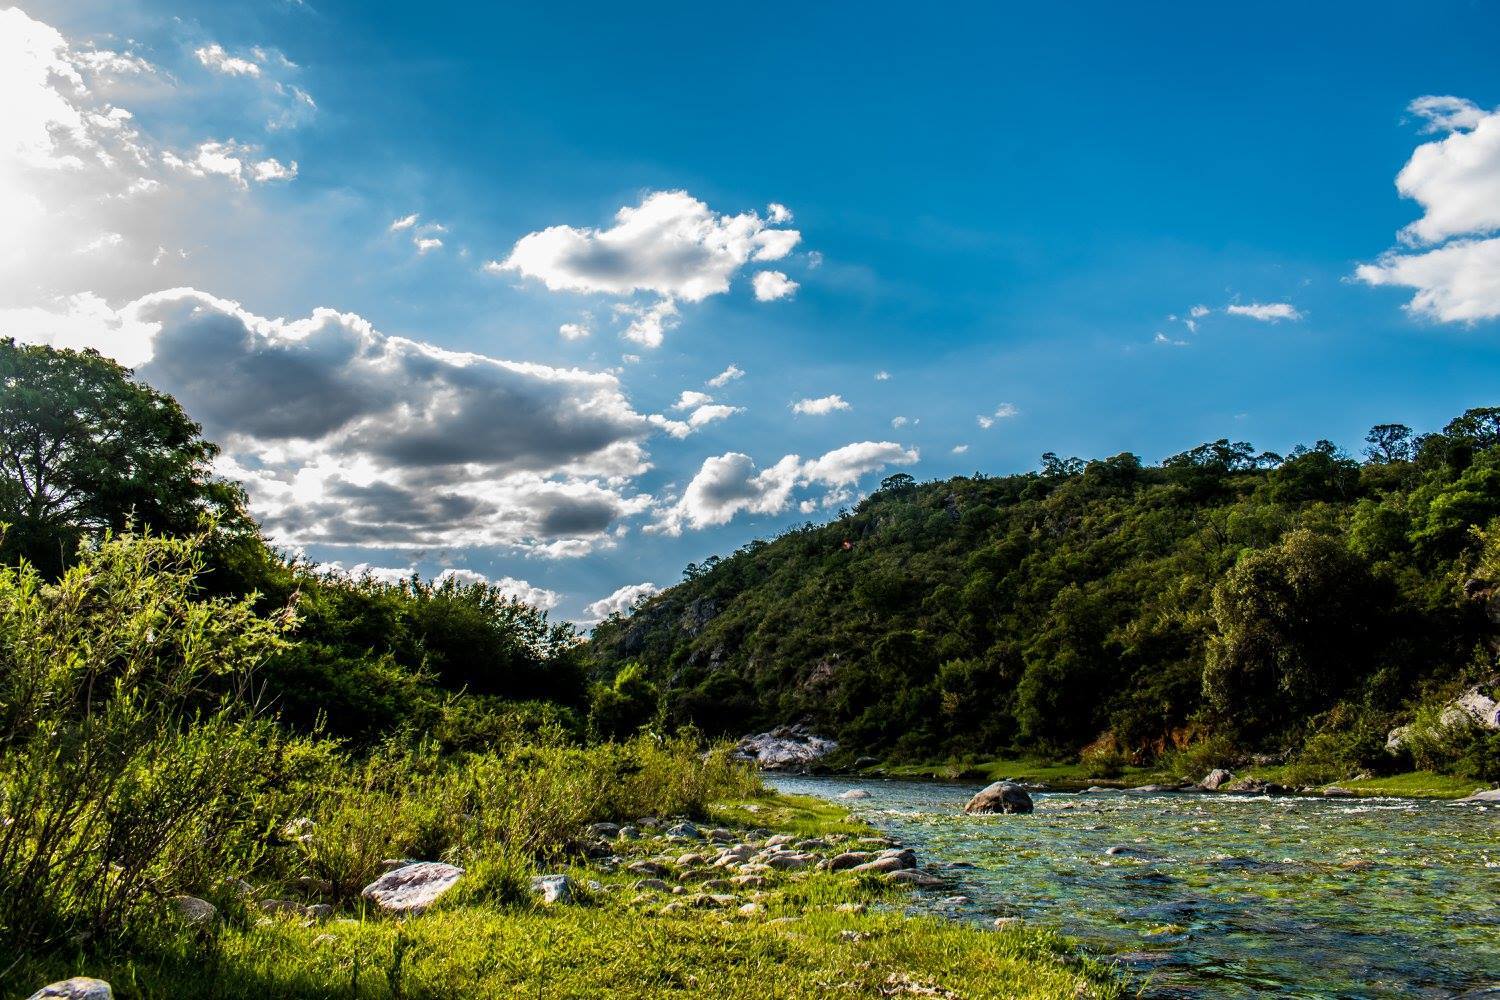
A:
[361,861,464,914]
[1200,768,1234,791]
[733,725,838,771]
[839,788,872,800]
[963,781,1034,815]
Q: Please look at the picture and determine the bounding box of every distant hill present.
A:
[588,411,1500,777]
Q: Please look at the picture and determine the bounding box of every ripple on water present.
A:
[772,775,1500,999]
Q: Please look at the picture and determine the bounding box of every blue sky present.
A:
[6,0,1500,621]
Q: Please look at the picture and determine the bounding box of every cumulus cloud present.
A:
[648,396,741,439]
[766,202,793,224]
[976,402,1019,428]
[891,415,908,428]
[874,370,891,381]
[387,213,445,255]
[584,581,659,620]
[952,444,969,454]
[673,390,715,410]
[752,270,798,301]
[191,40,314,131]
[488,190,802,346]
[433,569,561,609]
[7,288,664,554]
[559,322,589,340]
[1224,302,1303,322]
[707,364,744,387]
[1356,96,1500,322]
[650,441,917,535]
[792,394,850,416]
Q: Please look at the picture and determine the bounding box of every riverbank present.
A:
[854,758,1485,799]
[15,793,1121,1000]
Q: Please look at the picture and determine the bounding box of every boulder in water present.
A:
[1459,787,1500,802]
[839,788,872,800]
[1200,768,1234,791]
[963,781,1034,815]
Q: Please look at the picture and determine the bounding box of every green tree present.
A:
[0,339,250,576]
[1203,530,1381,739]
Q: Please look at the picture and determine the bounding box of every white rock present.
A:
[732,725,838,771]
[530,874,577,905]
[361,861,464,914]
[838,789,872,800]
[27,980,112,1000]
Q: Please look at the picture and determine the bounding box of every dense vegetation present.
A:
[589,417,1500,782]
[0,339,1121,998]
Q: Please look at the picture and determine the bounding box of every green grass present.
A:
[871,756,1153,789]
[23,898,1117,999]
[10,791,1124,999]
[1336,771,1485,799]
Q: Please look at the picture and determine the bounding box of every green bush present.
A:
[0,531,291,947]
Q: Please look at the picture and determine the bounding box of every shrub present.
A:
[0,531,291,948]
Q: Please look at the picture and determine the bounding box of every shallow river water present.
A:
[770,775,1499,998]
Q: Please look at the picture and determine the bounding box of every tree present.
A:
[1203,530,1381,739]
[1364,423,1414,464]
[0,339,249,575]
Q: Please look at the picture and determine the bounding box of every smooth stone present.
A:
[27,980,113,1000]
[361,861,465,914]
[1200,769,1234,791]
[839,789,872,800]
[530,874,577,905]
[887,869,944,886]
[1460,788,1500,802]
[963,781,1034,815]
[258,898,305,916]
[171,895,217,926]
[665,822,704,841]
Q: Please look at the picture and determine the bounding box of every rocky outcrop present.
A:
[1200,769,1234,791]
[1388,678,1500,752]
[361,861,464,914]
[732,725,837,771]
[963,781,1034,815]
[27,980,112,1000]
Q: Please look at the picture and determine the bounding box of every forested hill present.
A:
[588,411,1500,776]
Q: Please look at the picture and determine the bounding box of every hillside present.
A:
[588,411,1500,779]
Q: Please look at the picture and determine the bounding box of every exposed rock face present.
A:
[1388,678,1500,753]
[963,781,1034,815]
[361,861,464,914]
[732,725,837,771]
[1201,769,1234,791]
[27,980,113,1000]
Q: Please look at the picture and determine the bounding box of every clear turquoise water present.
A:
[771,775,1500,998]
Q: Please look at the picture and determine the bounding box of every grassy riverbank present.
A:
[859,758,1486,799]
[12,790,1121,1000]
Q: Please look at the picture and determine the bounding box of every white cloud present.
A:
[1224,302,1302,322]
[559,322,590,340]
[585,581,659,620]
[340,562,413,585]
[1154,332,1189,347]
[977,402,1018,428]
[195,43,261,78]
[952,444,969,454]
[614,298,679,347]
[388,214,445,255]
[164,141,297,189]
[890,415,909,428]
[444,570,561,609]
[648,398,741,439]
[78,232,124,254]
[1189,304,1210,318]
[414,237,442,254]
[792,394,850,416]
[6,288,667,555]
[673,390,714,410]
[752,270,798,301]
[1355,238,1500,323]
[1356,97,1500,323]
[707,363,744,387]
[651,441,917,534]
[251,157,297,182]
[390,213,420,232]
[489,190,803,347]
[494,190,800,301]
[766,202,793,224]
[685,403,740,428]
[874,370,891,381]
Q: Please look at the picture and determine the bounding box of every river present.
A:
[770,775,1500,998]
